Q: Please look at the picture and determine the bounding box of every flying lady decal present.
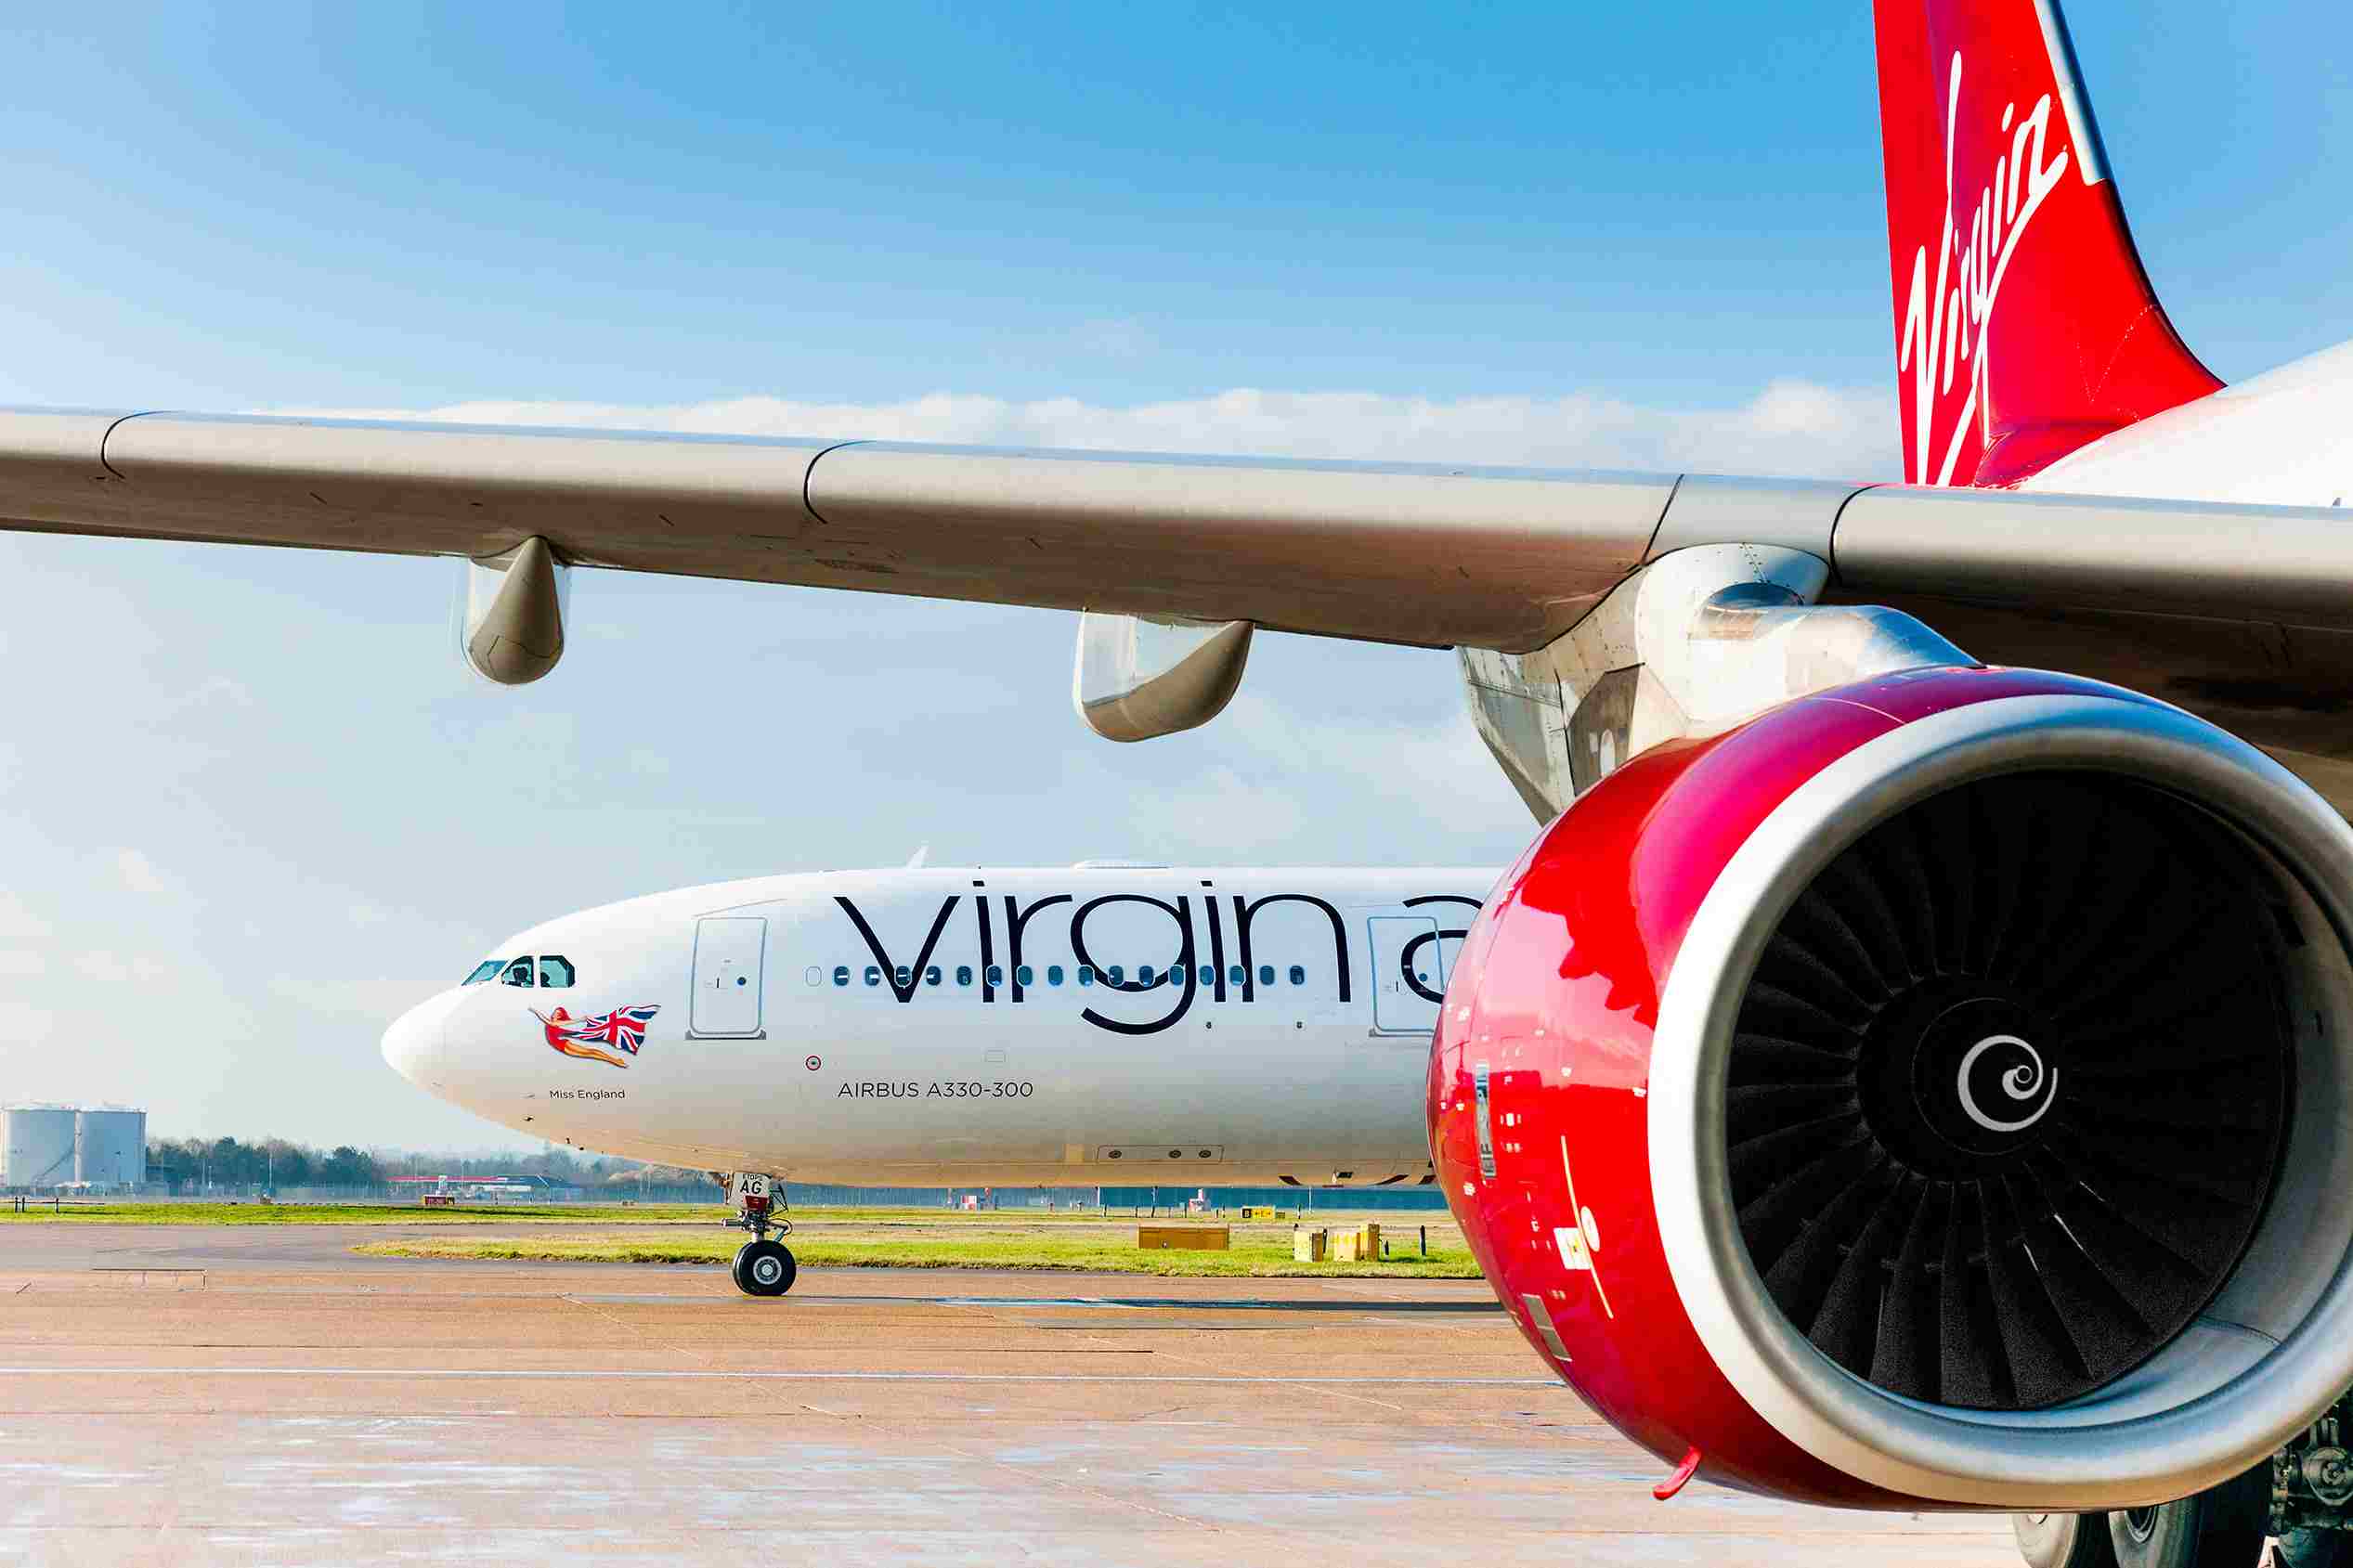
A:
[532,1004,660,1069]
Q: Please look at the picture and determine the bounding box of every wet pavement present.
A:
[0,1224,2019,1564]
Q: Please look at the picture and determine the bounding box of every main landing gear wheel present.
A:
[2105,1464,2271,1568]
[2274,1529,2353,1567]
[2014,1512,2118,1567]
[731,1238,796,1298]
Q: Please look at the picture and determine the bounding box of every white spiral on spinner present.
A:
[1956,1034,2057,1134]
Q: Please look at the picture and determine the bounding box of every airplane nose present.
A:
[382,991,457,1086]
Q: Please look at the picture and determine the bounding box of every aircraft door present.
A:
[1368,914,1445,1035]
[691,916,766,1037]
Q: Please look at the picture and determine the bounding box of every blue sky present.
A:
[0,2,2345,1154]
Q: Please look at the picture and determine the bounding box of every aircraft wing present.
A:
[3,404,2348,668]
[0,409,1681,653]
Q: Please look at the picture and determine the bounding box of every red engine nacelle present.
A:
[1433,667,2353,1510]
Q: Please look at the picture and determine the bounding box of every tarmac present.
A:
[0,1224,2022,1565]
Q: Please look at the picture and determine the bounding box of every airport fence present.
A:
[109,1181,1453,1213]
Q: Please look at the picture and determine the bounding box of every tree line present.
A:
[144,1137,706,1190]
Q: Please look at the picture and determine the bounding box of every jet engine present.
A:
[1430,666,2353,1510]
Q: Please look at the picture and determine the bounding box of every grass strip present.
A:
[0,1202,732,1226]
[351,1231,1484,1278]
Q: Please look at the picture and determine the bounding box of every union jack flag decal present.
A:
[530,1004,660,1069]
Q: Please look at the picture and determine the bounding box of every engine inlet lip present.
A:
[1650,685,2353,1510]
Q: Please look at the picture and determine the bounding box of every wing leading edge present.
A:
[0,409,1676,653]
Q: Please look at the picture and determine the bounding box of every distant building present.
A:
[75,1108,146,1188]
[3,1104,149,1190]
[3,1105,80,1189]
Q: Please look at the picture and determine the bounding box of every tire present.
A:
[2108,1464,2271,1568]
[2014,1513,2119,1567]
[735,1239,796,1298]
[2274,1528,2353,1567]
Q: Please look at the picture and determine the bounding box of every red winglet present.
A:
[1654,1445,1703,1502]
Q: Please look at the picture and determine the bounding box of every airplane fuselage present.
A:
[384,865,1495,1186]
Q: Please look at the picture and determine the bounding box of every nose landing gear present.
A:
[722,1173,796,1298]
[732,1238,796,1297]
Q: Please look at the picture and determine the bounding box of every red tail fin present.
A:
[1872,0,2219,487]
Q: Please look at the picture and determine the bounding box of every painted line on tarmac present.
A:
[0,1366,1560,1387]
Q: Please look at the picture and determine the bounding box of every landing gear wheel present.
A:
[2273,1530,2353,1567]
[2107,1464,2270,1568]
[2014,1512,2118,1567]
[731,1239,796,1298]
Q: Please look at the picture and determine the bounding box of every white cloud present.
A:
[1119,765,1311,861]
[181,676,255,710]
[72,949,171,986]
[110,848,169,897]
[264,377,1898,479]
[0,890,46,941]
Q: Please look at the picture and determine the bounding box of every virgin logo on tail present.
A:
[1898,53,2073,486]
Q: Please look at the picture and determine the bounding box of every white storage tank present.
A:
[74,1107,147,1188]
[4,1104,80,1189]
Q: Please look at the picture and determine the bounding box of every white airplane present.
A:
[11,0,2353,1555]
[381,862,1490,1290]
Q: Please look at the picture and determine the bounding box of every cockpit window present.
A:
[463,960,504,986]
[500,958,535,988]
[538,955,575,989]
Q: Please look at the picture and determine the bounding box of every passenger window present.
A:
[895,965,912,989]
[1047,965,1064,986]
[501,958,535,988]
[833,965,850,988]
[1108,965,1124,985]
[925,965,942,987]
[956,965,973,987]
[1289,965,1306,986]
[1137,965,1156,985]
[1259,965,1274,987]
[864,965,881,987]
[1077,966,1094,987]
[464,960,504,986]
[1015,965,1034,986]
[1197,965,1213,985]
[538,956,575,989]
[985,965,1003,986]
[804,965,822,988]
[1228,965,1244,986]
